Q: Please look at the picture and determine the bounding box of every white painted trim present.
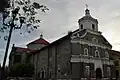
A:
[84,48,88,56]
[71,40,111,50]
[77,33,80,37]
[92,37,98,43]
[71,30,87,39]
[70,36,77,39]
[80,31,87,38]
[72,30,80,35]
[87,29,101,35]
[71,29,101,42]
[105,52,109,59]
[71,55,114,65]
[95,50,100,58]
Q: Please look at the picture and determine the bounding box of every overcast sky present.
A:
[0,0,120,65]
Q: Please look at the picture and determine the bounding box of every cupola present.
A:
[78,6,98,31]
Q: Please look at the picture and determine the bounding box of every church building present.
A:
[9,7,119,80]
[29,8,116,80]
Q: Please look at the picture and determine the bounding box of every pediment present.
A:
[71,29,112,48]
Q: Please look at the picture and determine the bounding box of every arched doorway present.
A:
[96,68,102,79]
[41,70,45,79]
[40,68,45,79]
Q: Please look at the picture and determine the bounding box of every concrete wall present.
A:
[32,36,72,79]
[30,33,116,79]
[72,62,95,80]
[71,43,110,59]
[32,48,48,79]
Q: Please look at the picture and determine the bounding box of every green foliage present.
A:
[10,63,34,77]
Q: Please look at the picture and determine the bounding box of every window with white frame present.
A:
[92,37,98,43]
[95,50,100,58]
[105,52,109,59]
[84,48,88,56]
[77,33,80,37]
[107,67,111,76]
[85,66,90,76]
[41,68,45,79]
[57,67,60,73]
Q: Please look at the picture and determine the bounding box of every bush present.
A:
[10,63,34,77]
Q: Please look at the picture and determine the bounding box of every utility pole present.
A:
[2,0,15,70]
[1,0,17,80]
[1,22,14,80]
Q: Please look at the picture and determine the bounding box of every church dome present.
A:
[78,7,98,31]
[78,9,98,24]
[78,15,98,24]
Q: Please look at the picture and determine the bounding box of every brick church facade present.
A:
[9,8,119,80]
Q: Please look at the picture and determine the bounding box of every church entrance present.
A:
[96,68,102,79]
[116,70,119,80]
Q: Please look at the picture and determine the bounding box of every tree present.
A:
[9,63,34,77]
[0,0,48,80]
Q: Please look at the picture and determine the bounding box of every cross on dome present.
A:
[85,4,88,9]
[85,4,90,16]
[78,5,98,31]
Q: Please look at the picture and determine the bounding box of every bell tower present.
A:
[78,5,98,31]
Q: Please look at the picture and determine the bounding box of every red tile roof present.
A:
[27,38,50,45]
[14,47,34,53]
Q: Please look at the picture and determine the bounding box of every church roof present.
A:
[111,50,120,56]
[27,35,50,46]
[78,16,98,23]
[13,47,35,54]
[78,8,98,23]
[27,38,50,45]
[30,29,79,54]
[30,29,113,55]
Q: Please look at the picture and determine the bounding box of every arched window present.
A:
[92,24,95,30]
[114,61,119,66]
[84,48,88,56]
[95,50,100,58]
[81,24,83,29]
[92,38,98,43]
[57,67,60,73]
[41,68,45,79]
[41,70,44,79]
[105,52,109,59]
[107,67,111,76]
[85,66,90,77]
